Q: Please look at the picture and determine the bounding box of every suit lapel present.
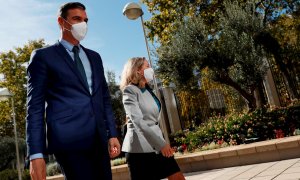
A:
[54,42,90,94]
[81,46,100,95]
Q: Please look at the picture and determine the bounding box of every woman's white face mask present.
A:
[63,19,88,41]
[143,68,154,82]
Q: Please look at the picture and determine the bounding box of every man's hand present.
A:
[161,144,174,158]
[108,137,121,158]
[30,158,46,180]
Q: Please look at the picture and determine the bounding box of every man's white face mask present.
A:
[63,19,88,41]
[144,68,154,82]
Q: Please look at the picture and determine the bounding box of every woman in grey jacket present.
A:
[120,57,185,180]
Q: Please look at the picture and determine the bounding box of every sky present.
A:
[0,0,152,83]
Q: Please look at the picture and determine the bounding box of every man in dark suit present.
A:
[26,2,120,180]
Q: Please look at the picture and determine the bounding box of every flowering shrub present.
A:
[177,144,187,154]
[275,129,285,138]
[170,104,300,152]
[200,141,229,151]
[111,157,126,166]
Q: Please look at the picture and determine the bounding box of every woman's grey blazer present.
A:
[121,85,166,153]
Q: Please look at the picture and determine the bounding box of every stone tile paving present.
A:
[182,158,300,180]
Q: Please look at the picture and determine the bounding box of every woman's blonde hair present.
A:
[120,57,145,91]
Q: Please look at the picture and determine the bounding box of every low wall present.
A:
[47,135,300,180]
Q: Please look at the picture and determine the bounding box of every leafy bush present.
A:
[23,170,30,180]
[111,158,126,166]
[0,169,18,180]
[0,169,30,180]
[0,137,26,171]
[171,104,300,151]
[46,162,61,176]
[294,129,300,135]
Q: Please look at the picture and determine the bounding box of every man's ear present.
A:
[58,16,64,28]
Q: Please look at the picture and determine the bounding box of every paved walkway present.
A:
[182,158,300,180]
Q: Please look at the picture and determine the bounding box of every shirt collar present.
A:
[140,88,147,93]
[59,39,81,52]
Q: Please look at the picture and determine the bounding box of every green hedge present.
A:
[0,137,26,171]
[170,104,300,151]
[46,162,61,176]
[0,169,30,180]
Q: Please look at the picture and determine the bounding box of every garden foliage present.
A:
[0,169,30,180]
[0,137,26,171]
[46,162,62,176]
[170,104,300,151]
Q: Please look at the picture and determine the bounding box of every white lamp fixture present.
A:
[123,2,144,20]
[0,88,12,100]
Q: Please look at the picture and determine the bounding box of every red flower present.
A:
[275,129,284,139]
[182,144,187,150]
[217,139,224,145]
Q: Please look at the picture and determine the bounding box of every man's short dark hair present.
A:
[58,2,86,19]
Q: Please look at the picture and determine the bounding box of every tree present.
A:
[255,0,299,25]
[0,40,45,138]
[142,0,225,44]
[176,89,210,126]
[157,1,268,111]
[143,0,299,104]
[105,70,126,135]
[142,0,300,45]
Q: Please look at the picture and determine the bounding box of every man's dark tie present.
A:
[72,46,88,87]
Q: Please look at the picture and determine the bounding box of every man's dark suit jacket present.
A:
[26,42,117,156]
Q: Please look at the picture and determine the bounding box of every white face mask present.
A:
[63,19,88,41]
[143,68,154,82]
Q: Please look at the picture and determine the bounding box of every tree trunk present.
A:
[218,74,257,112]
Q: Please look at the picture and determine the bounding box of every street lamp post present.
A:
[123,2,170,144]
[0,88,22,180]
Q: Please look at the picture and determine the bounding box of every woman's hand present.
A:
[160,144,174,158]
